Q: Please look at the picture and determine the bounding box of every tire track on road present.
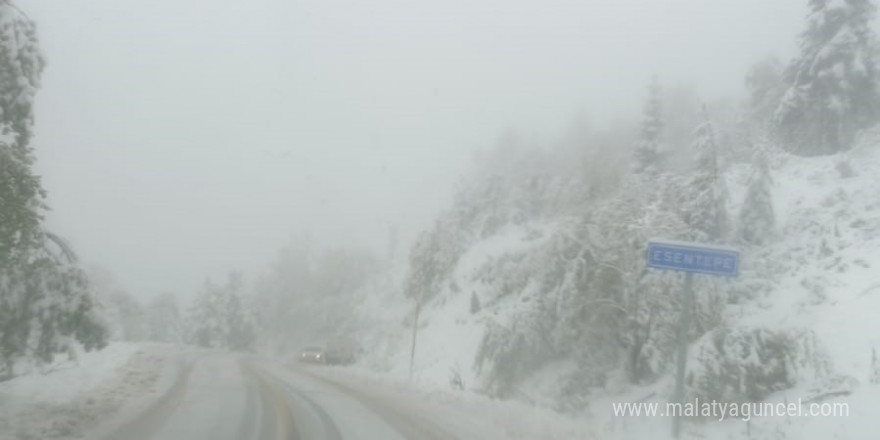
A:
[242,361,301,440]
[236,365,263,440]
[295,367,460,440]
[277,380,343,440]
[244,361,347,440]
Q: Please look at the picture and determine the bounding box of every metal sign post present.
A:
[409,299,420,381]
[672,272,693,438]
[645,239,739,438]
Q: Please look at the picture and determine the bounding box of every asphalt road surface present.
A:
[99,353,469,440]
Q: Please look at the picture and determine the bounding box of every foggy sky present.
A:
[24,0,807,300]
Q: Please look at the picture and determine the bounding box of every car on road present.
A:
[323,347,355,365]
[324,337,359,365]
[299,346,325,364]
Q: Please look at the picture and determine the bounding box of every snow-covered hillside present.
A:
[728,138,880,382]
[353,135,880,439]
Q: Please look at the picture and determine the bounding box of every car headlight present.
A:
[316,354,321,359]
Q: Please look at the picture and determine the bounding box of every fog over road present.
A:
[99,353,466,440]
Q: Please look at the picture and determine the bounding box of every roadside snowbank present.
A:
[0,343,139,409]
[0,343,179,440]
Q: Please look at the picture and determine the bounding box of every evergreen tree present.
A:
[188,279,220,348]
[738,147,776,245]
[187,273,255,351]
[105,290,147,341]
[146,293,183,343]
[0,2,106,378]
[633,78,664,174]
[776,0,880,155]
[746,56,786,136]
[682,109,729,242]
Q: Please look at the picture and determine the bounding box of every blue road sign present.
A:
[646,240,739,277]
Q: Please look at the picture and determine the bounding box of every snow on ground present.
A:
[352,257,413,374]
[717,140,880,383]
[0,343,182,440]
[0,343,139,409]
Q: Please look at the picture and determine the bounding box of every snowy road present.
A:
[100,353,464,440]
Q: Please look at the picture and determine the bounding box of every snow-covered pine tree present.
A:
[738,147,776,245]
[682,108,729,242]
[187,273,255,351]
[188,279,220,348]
[776,0,880,155]
[146,293,183,343]
[746,57,786,137]
[0,2,106,378]
[633,78,664,174]
[223,273,255,351]
[105,290,147,341]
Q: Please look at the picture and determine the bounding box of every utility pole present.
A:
[409,297,421,381]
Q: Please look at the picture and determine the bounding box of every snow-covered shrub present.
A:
[559,373,607,409]
[474,311,554,398]
[726,278,772,305]
[688,327,828,406]
[836,159,857,178]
